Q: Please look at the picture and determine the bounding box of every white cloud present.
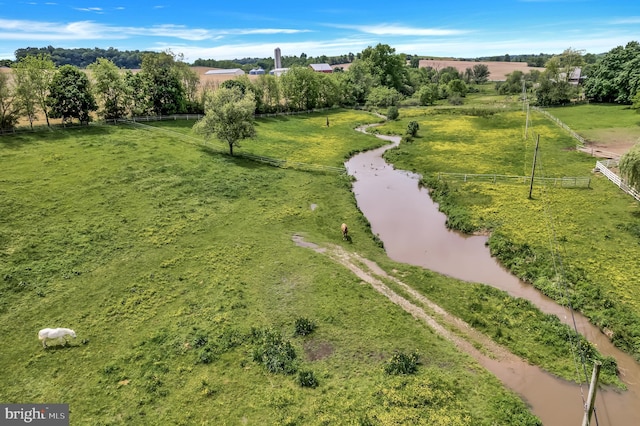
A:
[334,24,467,37]
[0,18,310,43]
[154,39,376,62]
[74,7,103,12]
[610,17,640,25]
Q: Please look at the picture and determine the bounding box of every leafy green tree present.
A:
[463,67,474,84]
[280,66,319,111]
[535,74,573,106]
[47,65,97,124]
[341,59,376,105]
[360,43,409,93]
[448,79,468,97]
[620,144,640,191]
[139,51,186,115]
[124,70,151,116]
[253,74,281,113]
[417,84,438,106]
[366,86,402,108]
[472,64,491,84]
[193,86,256,156]
[0,72,21,131]
[316,73,340,108]
[88,58,129,119]
[174,61,201,113]
[436,66,462,85]
[497,71,522,95]
[409,56,420,68]
[12,54,55,126]
[220,78,249,94]
[584,41,640,103]
[11,66,38,128]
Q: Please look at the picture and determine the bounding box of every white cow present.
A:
[38,328,76,348]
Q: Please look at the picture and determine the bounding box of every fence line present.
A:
[595,160,640,201]
[531,106,587,148]
[437,172,591,188]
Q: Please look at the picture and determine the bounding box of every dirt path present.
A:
[292,234,516,365]
[292,234,610,424]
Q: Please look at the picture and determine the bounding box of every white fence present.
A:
[437,172,591,188]
[595,160,640,202]
[532,107,587,148]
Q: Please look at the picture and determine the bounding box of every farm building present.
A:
[269,68,289,76]
[309,63,333,73]
[249,67,265,75]
[204,68,245,76]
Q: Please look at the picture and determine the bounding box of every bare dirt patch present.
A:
[303,340,334,361]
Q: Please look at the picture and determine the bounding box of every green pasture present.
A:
[380,106,640,363]
[0,112,549,425]
[543,103,640,145]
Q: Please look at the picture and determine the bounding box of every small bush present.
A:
[406,121,420,137]
[251,329,297,374]
[197,347,214,364]
[387,106,399,120]
[294,317,316,336]
[297,370,319,388]
[384,351,420,375]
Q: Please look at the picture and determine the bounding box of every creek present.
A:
[345,129,640,425]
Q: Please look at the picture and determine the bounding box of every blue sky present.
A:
[1,0,639,62]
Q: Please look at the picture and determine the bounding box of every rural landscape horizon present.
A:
[2,0,640,61]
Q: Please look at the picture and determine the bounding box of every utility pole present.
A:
[528,135,539,199]
[582,362,602,426]
[524,104,530,139]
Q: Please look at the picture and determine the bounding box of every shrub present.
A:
[406,121,420,137]
[384,350,420,375]
[294,317,316,336]
[251,329,297,374]
[387,106,399,120]
[297,370,319,388]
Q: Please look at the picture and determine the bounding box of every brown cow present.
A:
[341,223,348,240]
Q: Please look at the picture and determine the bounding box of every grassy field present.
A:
[543,103,640,150]
[0,111,553,425]
[379,103,640,363]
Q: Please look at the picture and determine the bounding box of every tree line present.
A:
[0,44,494,131]
[13,46,151,69]
[2,41,640,132]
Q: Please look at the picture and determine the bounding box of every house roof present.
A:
[204,68,245,75]
[309,63,333,72]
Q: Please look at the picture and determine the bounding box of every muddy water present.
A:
[345,130,640,425]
